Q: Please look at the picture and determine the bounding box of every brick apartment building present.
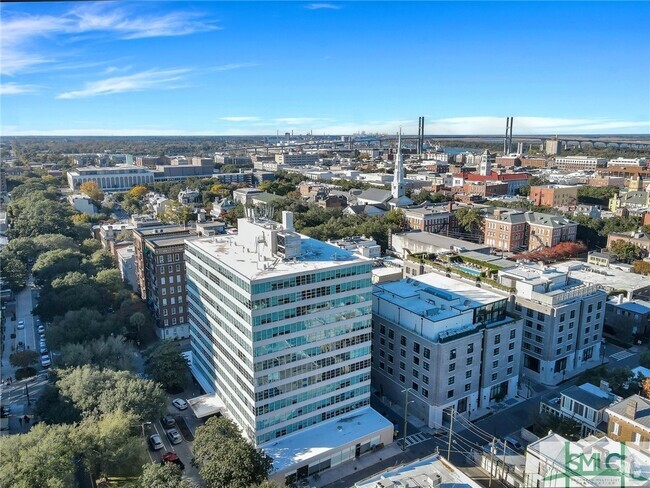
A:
[529,185,578,208]
[484,209,578,252]
[133,225,197,339]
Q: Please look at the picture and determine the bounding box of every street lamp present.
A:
[401,388,415,452]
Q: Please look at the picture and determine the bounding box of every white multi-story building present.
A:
[275,152,319,165]
[608,157,647,168]
[372,273,522,428]
[498,264,606,386]
[184,211,393,484]
[554,156,608,172]
[67,165,154,191]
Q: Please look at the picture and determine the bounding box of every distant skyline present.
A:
[1,1,649,136]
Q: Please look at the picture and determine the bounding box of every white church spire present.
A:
[392,129,405,199]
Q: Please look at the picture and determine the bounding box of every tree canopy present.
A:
[58,335,136,371]
[144,341,190,392]
[609,240,643,263]
[193,417,273,488]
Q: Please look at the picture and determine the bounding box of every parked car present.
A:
[160,415,176,428]
[161,452,185,470]
[38,325,45,334]
[172,398,188,410]
[166,429,182,445]
[17,320,24,330]
[41,354,51,368]
[149,434,164,451]
[504,436,523,451]
[39,345,48,355]
[16,343,25,352]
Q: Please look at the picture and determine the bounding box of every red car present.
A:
[161,452,185,470]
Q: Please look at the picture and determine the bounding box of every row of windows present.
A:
[254,322,369,357]
[256,398,369,445]
[157,253,182,263]
[253,308,371,341]
[254,333,371,372]
[251,264,372,294]
[255,359,371,400]
[252,279,370,310]
[254,294,370,326]
[186,256,252,313]
[256,385,369,431]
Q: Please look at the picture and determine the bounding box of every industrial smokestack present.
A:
[504,117,510,154]
[508,117,514,154]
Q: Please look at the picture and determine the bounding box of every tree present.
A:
[80,180,104,202]
[454,207,484,235]
[129,185,149,200]
[9,350,39,369]
[80,238,102,255]
[640,351,650,369]
[32,234,78,253]
[164,201,194,225]
[642,378,650,400]
[0,256,28,291]
[609,240,643,263]
[59,335,136,371]
[193,417,273,488]
[95,269,124,295]
[145,341,190,392]
[56,365,166,421]
[633,260,650,276]
[0,423,78,488]
[91,249,115,272]
[138,463,193,488]
[534,413,582,441]
[34,383,81,425]
[32,249,83,284]
[46,309,123,349]
[8,194,75,238]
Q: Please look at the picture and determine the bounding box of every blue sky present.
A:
[1,1,649,136]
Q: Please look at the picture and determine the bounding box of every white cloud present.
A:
[273,117,332,125]
[0,6,218,75]
[0,83,38,95]
[305,3,342,10]
[56,68,190,99]
[221,116,260,122]
[210,63,259,72]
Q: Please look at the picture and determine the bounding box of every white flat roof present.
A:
[260,407,392,473]
[188,234,369,281]
[187,393,226,419]
[557,261,650,293]
[355,453,481,488]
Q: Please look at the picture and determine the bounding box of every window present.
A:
[508,354,514,363]
[412,382,418,392]
[492,360,499,368]
[167,255,172,263]
[379,361,385,370]
[510,330,516,340]
[413,356,420,365]
[388,354,394,363]
[422,388,429,398]
[158,256,165,264]
[399,374,405,383]
[450,349,457,360]
[588,304,593,313]
[400,361,405,371]
[467,343,474,354]
[537,311,545,321]
[423,361,429,371]
[161,288,166,296]
[380,324,386,335]
[613,422,620,435]
[380,338,385,346]
[466,370,472,379]
[177,286,182,293]
[447,389,454,399]
[570,310,576,319]
[507,367,513,375]
[162,298,167,306]
[508,342,515,350]
[633,432,642,445]
[400,349,406,358]
[164,319,168,326]
[387,366,393,375]
[388,329,394,339]
[467,357,473,366]
[423,375,429,385]
[174,253,180,261]
[413,343,420,354]
[491,373,498,381]
[448,376,455,385]
[494,334,501,345]
[168,265,173,273]
[400,336,407,346]
[557,337,562,344]
[388,342,394,350]
[449,363,456,372]
[176,264,180,272]
[465,383,471,392]
[161,277,166,285]
[597,302,602,310]
[169,275,174,284]
[412,369,419,379]
[560,313,566,322]
[423,347,430,359]
[494,347,500,356]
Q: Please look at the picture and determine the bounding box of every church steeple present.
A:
[392,129,405,199]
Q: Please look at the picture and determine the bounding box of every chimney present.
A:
[282,211,294,232]
[625,399,638,419]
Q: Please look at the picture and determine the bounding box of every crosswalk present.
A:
[610,350,635,361]
[398,432,432,448]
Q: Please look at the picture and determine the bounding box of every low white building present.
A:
[67,194,98,215]
[67,165,154,191]
[608,157,647,168]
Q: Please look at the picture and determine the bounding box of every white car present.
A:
[149,434,164,451]
[41,354,51,368]
[17,320,25,330]
[172,398,188,410]
[166,428,183,445]
[38,325,45,334]
[39,345,48,355]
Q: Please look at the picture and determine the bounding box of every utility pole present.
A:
[447,406,455,459]
[489,437,496,487]
[502,438,508,481]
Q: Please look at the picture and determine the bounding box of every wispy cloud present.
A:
[0,5,218,75]
[210,63,259,72]
[305,3,342,10]
[0,83,38,95]
[221,116,260,122]
[273,117,332,125]
[56,68,190,99]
